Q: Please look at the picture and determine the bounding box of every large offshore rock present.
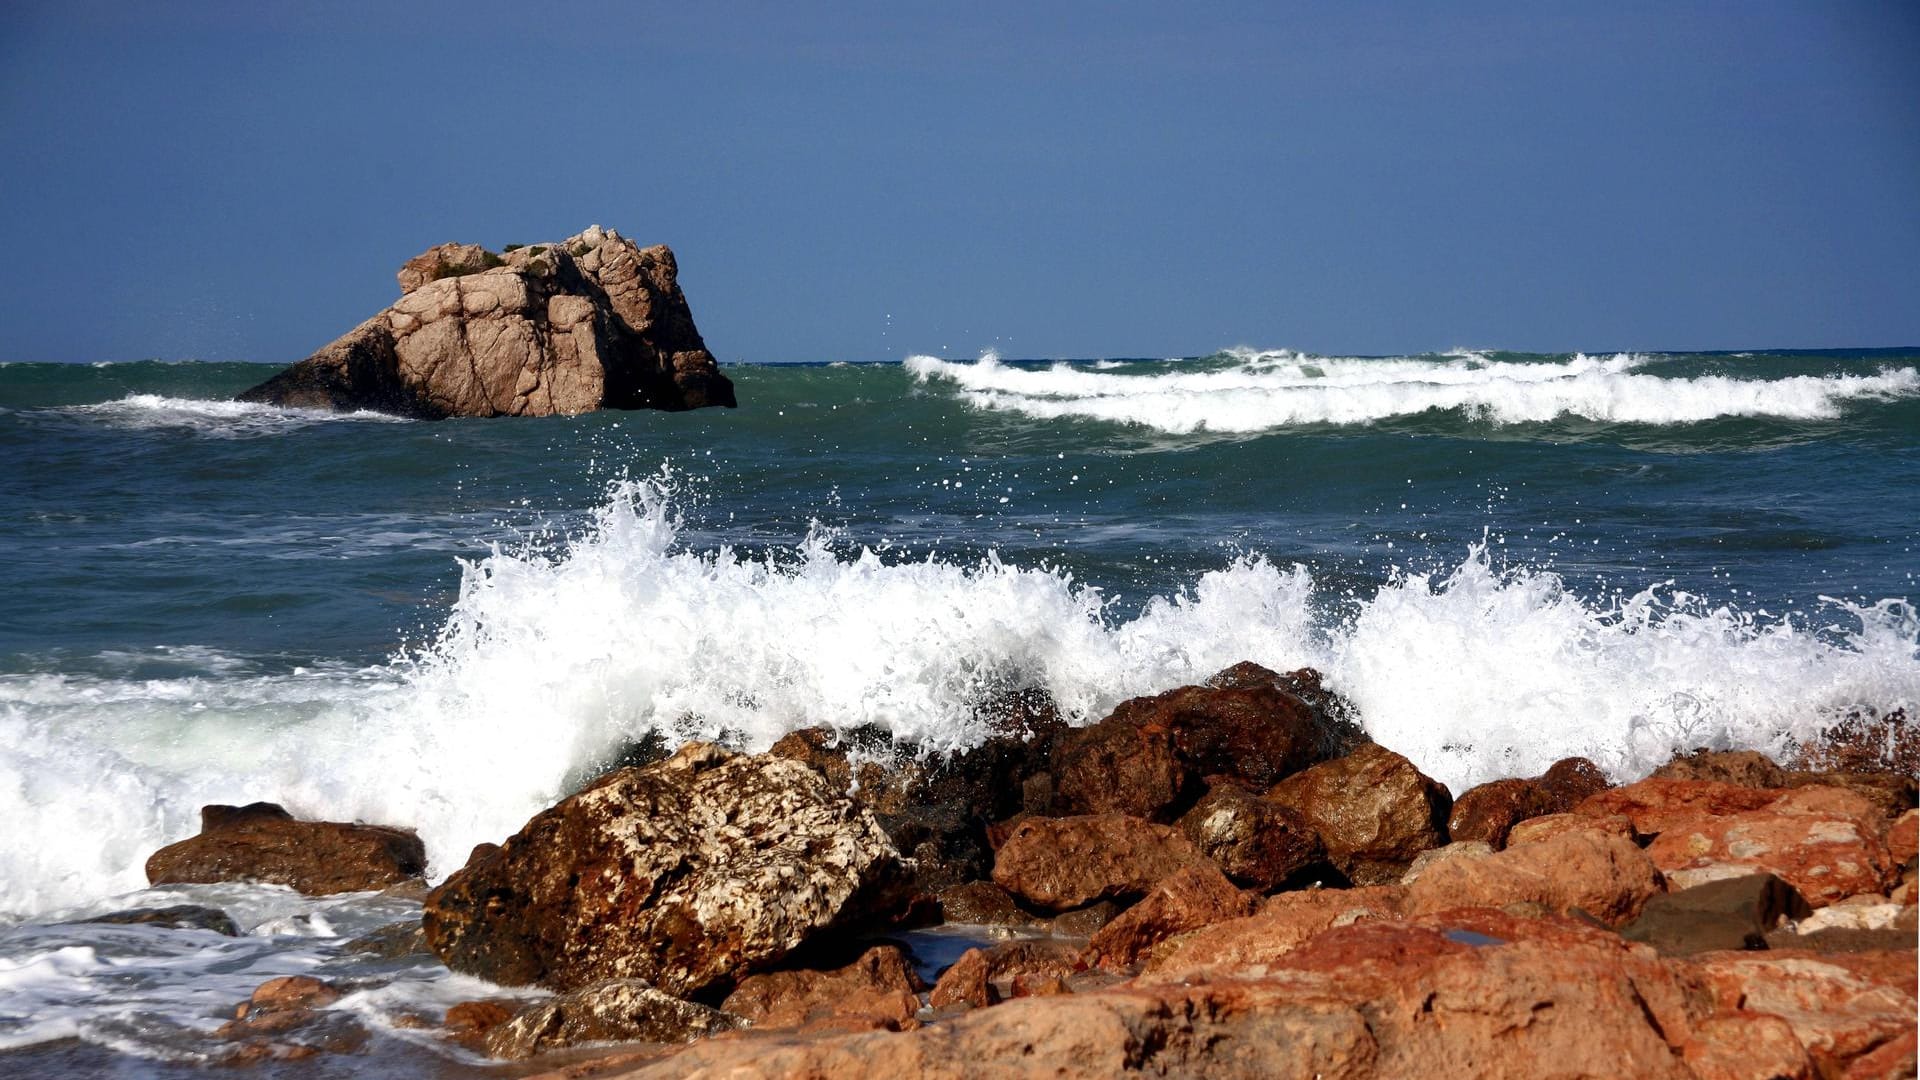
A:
[422,743,905,996]
[145,802,425,895]
[238,226,734,417]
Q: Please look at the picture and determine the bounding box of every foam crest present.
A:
[905,351,1920,432]
[61,395,409,437]
[1,480,1914,918]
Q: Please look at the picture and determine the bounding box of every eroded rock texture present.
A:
[422,743,904,996]
[239,226,734,417]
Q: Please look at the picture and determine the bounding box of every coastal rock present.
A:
[442,1000,515,1042]
[769,696,1064,894]
[1678,949,1918,1077]
[422,743,905,995]
[1574,777,1780,838]
[720,945,920,1033]
[935,881,1049,928]
[1264,743,1452,885]
[1891,808,1918,864]
[990,813,1209,912]
[1506,810,1635,847]
[78,904,239,936]
[1652,747,1916,820]
[1139,885,1408,983]
[1084,863,1257,970]
[483,979,740,1060]
[1175,783,1326,891]
[1645,786,1897,907]
[238,227,735,418]
[145,802,425,895]
[628,909,1704,1080]
[1397,840,1494,885]
[1402,821,1662,925]
[1051,663,1363,822]
[930,939,1085,1010]
[1620,872,1812,955]
[1447,757,1611,849]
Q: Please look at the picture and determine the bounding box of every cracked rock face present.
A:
[421,743,906,998]
[238,226,735,418]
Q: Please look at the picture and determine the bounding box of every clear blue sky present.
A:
[2,2,1916,363]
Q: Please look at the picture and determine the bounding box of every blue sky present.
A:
[1,1,1915,363]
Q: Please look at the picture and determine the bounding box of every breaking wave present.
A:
[1,477,1914,918]
[905,349,1920,433]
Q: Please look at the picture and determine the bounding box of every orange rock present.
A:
[1138,885,1406,983]
[442,999,514,1037]
[927,947,997,1010]
[1403,822,1663,925]
[991,813,1208,912]
[1506,810,1634,846]
[247,975,341,1014]
[1265,743,1452,885]
[1888,808,1917,864]
[1678,1012,1816,1080]
[1084,863,1257,970]
[1574,777,1779,837]
[1646,787,1897,907]
[1679,949,1917,1077]
[720,945,920,1032]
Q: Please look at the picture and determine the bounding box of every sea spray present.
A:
[3,477,1915,919]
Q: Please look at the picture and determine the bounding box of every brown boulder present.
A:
[422,743,904,995]
[1506,810,1635,847]
[1653,748,1792,788]
[935,881,1049,928]
[1447,756,1611,849]
[1176,783,1326,891]
[482,979,740,1060]
[1890,808,1918,864]
[720,945,920,1033]
[1646,786,1898,907]
[1265,744,1452,885]
[991,813,1209,912]
[928,947,998,1010]
[1051,663,1363,822]
[1620,872,1812,955]
[1139,885,1407,983]
[145,802,425,895]
[1403,821,1663,925]
[238,226,734,418]
[1085,863,1257,970]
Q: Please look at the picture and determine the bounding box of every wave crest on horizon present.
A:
[904,349,1920,433]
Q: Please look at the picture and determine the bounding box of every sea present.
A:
[1,347,1917,1074]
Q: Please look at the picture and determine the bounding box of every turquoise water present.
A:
[0,347,1916,1068]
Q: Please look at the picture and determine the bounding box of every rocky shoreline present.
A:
[132,663,1917,1077]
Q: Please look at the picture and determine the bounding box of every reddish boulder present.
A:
[1654,748,1791,788]
[423,743,904,995]
[1139,885,1407,983]
[935,881,1049,928]
[1085,863,1257,970]
[1052,664,1363,822]
[1506,810,1634,847]
[145,802,425,896]
[1403,821,1663,925]
[1678,949,1918,1077]
[1574,777,1779,838]
[1448,757,1611,849]
[1646,786,1897,907]
[991,813,1209,912]
[1888,808,1917,865]
[1265,744,1452,885]
[1175,783,1326,891]
[442,1000,514,1042]
[1677,1012,1816,1080]
[721,945,919,1032]
[928,947,997,1010]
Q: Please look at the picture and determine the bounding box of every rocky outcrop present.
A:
[421,743,905,996]
[238,226,735,418]
[484,980,740,1060]
[1447,757,1611,849]
[1264,743,1452,885]
[1051,664,1365,822]
[145,802,425,895]
[1644,785,1898,906]
[991,813,1209,912]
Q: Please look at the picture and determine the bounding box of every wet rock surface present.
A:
[1447,757,1610,849]
[1265,743,1453,885]
[1176,783,1327,891]
[145,801,426,895]
[76,904,239,936]
[484,979,741,1060]
[422,743,904,995]
[238,226,735,418]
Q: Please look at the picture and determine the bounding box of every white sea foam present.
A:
[1,478,1914,919]
[904,350,1920,432]
[61,395,409,437]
